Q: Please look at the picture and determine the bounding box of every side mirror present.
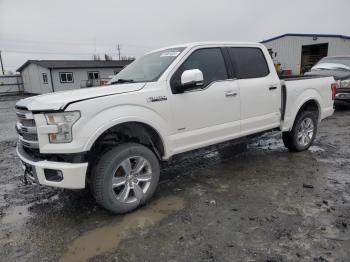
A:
[177,69,204,92]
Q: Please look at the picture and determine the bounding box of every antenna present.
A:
[94,38,96,54]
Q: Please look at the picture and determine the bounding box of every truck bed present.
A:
[280,76,335,131]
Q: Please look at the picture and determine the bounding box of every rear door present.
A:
[168,47,241,154]
[227,47,281,134]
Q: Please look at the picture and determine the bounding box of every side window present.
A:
[171,48,228,90]
[88,71,100,80]
[228,47,269,79]
[59,72,74,83]
[42,73,48,84]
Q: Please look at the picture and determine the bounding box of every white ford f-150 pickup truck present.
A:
[15,42,336,213]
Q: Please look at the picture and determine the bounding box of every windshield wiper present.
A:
[110,79,135,84]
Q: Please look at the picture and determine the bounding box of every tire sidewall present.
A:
[292,111,318,151]
[95,143,160,213]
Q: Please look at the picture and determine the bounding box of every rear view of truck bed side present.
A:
[280,76,336,132]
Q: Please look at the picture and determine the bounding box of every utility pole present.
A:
[0,51,4,75]
[117,44,121,60]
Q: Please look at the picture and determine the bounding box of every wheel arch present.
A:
[87,121,167,161]
[292,99,321,128]
[281,87,323,132]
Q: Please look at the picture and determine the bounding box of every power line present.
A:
[1,49,97,55]
[0,38,157,49]
[1,46,153,56]
[1,65,18,68]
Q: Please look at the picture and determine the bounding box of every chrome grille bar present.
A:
[16,110,34,120]
[19,135,39,148]
[16,108,38,149]
[16,122,37,134]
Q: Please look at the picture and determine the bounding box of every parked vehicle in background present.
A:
[306,56,350,105]
[15,42,335,214]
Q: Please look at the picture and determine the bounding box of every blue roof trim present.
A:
[261,33,350,43]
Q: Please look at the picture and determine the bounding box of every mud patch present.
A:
[60,196,184,262]
[1,204,31,224]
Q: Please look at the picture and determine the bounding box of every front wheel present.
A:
[91,143,160,214]
[282,111,318,152]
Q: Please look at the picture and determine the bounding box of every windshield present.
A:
[312,57,350,71]
[109,47,185,84]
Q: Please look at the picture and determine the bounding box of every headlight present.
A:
[340,79,350,88]
[45,111,80,143]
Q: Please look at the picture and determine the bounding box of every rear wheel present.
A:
[91,143,160,214]
[282,111,318,152]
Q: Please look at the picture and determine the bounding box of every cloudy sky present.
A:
[0,0,349,73]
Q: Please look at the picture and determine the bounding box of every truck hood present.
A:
[16,82,146,111]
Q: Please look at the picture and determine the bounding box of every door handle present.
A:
[269,85,277,90]
[225,90,238,97]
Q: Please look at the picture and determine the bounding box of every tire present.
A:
[282,111,318,152]
[282,131,295,151]
[91,143,160,214]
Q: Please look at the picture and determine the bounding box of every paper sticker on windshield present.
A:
[160,51,180,57]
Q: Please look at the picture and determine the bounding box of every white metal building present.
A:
[262,33,350,75]
[17,60,132,94]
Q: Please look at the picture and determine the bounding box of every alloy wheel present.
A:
[111,156,152,204]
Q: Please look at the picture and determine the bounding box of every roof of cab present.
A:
[147,41,265,54]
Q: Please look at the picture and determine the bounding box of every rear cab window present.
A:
[228,47,270,79]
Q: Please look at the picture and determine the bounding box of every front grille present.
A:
[16,107,39,149]
[22,133,38,141]
[23,146,40,158]
[21,119,36,127]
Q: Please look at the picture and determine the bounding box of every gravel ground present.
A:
[0,96,349,262]
[0,96,23,142]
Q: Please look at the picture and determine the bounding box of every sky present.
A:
[0,0,349,73]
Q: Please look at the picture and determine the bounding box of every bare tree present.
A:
[93,54,101,61]
[121,56,135,61]
[104,54,113,61]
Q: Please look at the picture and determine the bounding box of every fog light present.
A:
[44,169,63,182]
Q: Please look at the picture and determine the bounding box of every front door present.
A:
[167,47,241,155]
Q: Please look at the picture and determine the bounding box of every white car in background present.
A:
[306,56,350,104]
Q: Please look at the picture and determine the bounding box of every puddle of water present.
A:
[60,196,184,262]
[203,151,219,159]
[317,157,350,166]
[215,183,229,193]
[1,204,31,224]
[0,183,17,192]
[277,200,320,217]
[249,137,285,151]
[309,146,325,153]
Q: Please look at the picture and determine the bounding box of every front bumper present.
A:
[16,144,88,189]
